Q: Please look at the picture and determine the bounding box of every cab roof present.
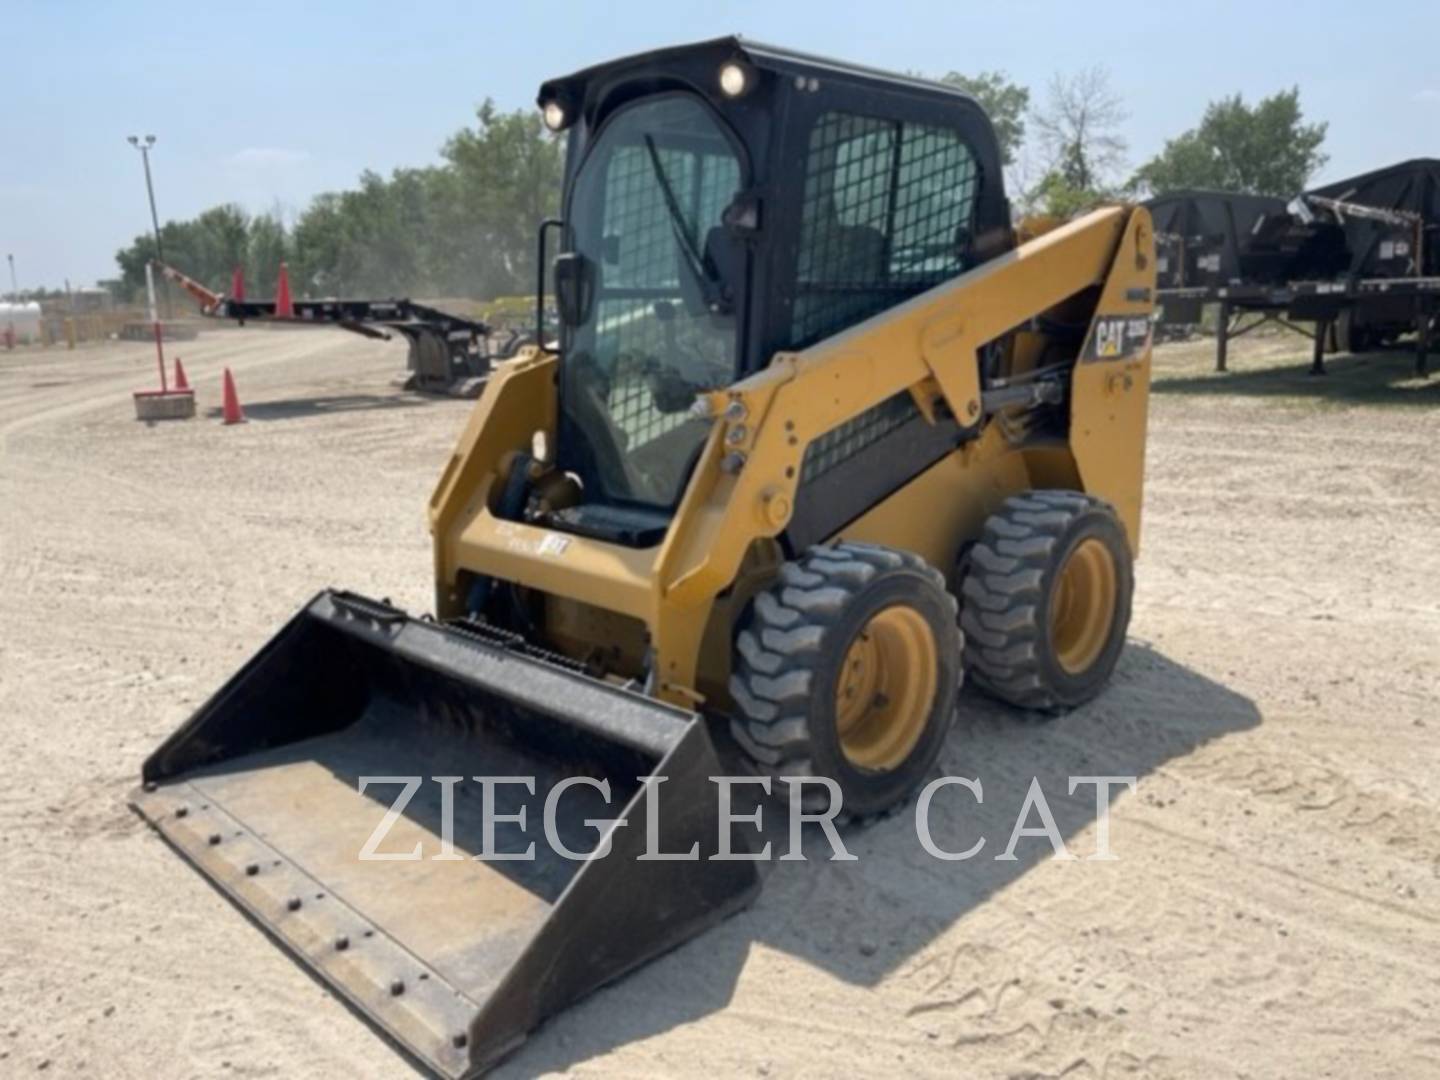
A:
[537,35,981,112]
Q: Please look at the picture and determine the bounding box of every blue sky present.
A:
[3,0,1436,289]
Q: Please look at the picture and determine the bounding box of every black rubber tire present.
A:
[729,542,961,819]
[1337,309,1372,355]
[960,491,1133,713]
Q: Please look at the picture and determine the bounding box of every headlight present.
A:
[542,100,569,131]
[718,62,749,98]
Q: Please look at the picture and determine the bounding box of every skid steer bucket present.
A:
[130,590,761,1077]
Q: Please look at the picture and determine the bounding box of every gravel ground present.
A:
[1,327,1437,1078]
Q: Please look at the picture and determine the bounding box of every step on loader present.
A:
[133,36,1155,1077]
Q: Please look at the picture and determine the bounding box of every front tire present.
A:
[729,542,961,818]
[960,491,1133,712]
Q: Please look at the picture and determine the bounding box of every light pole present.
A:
[127,134,170,317]
[4,254,15,348]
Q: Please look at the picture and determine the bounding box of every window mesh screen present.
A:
[800,391,918,484]
[792,112,978,489]
[792,112,979,350]
[593,146,738,449]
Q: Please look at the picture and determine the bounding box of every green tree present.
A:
[437,100,564,297]
[289,193,345,295]
[246,212,288,297]
[333,167,435,295]
[1030,170,1113,219]
[114,203,250,297]
[119,102,562,302]
[282,100,560,299]
[1132,88,1327,196]
[938,71,1030,165]
[1032,67,1128,195]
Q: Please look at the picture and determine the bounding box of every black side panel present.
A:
[1143,189,1288,288]
[784,394,964,552]
[1309,158,1440,278]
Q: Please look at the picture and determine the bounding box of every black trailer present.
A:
[1150,160,1440,377]
[1160,276,1438,376]
[1145,190,1286,323]
[1305,158,1440,351]
[213,294,511,396]
[157,261,538,397]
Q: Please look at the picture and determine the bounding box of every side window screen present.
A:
[793,112,979,349]
[562,95,743,507]
[603,146,739,291]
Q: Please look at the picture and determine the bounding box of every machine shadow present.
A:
[202,392,438,421]
[497,642,1260,1076]
[1154,347,1440,406]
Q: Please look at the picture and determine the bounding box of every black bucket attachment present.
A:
[131,591,761,1076]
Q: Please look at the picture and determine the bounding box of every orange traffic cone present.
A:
[274,262,294,318]
[231,265,246,302]
[173,357,190,391]
[221,367,246,425]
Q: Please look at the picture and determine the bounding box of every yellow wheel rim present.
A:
[1050,537,1118,676]
[834,606,938,771]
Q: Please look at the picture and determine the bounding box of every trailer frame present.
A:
[1158,275,1440,376]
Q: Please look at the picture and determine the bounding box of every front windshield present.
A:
[563,95,742,508]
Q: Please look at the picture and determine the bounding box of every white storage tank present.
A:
[0,301,43,342]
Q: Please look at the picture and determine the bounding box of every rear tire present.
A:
[1337,309,1371,355]
[960,491,1133,712]
[729,542,961,818]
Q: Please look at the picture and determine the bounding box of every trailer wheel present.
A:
[729,542,961,818]
[1337,309,1371,355]
[960,491,1133,713]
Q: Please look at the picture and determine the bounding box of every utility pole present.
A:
[127,134,170,318]
[4,254,15,349]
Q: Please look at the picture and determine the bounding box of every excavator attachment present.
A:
[130,591,761,1077]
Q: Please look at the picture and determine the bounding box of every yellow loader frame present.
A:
[430,205,1154,710]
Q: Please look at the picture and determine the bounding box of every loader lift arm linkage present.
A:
[431,206,1154,701]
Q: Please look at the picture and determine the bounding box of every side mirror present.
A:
[702,227,743,315]
[553,251,596,327]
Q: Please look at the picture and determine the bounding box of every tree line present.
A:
[110,75,1327,301]
[943,69,1327,218]
[110,102,562,303]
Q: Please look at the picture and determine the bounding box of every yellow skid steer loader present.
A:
[132,37,1154,1077]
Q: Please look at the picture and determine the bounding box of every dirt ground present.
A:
[2,327,1437,1079]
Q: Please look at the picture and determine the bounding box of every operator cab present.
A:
[534,37,1012,543]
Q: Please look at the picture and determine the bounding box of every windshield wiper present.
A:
[641,136,730,314]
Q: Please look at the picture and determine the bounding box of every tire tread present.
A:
[960,490,1125,712]
[729,541,959,812]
